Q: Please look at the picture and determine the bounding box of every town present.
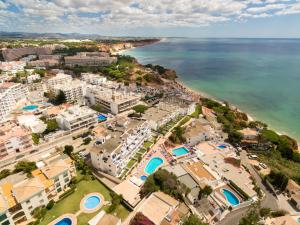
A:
[0,38,299,225]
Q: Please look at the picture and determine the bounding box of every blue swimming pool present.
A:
[98,114,107,122]
[222,189,240,206]
[172,147,189,157]
[297,217,300,223]
[54,218,72,225]
[22,105,38,111]
[145,157,163,174]
[84,196,101,209]
[218,145,227,149]
[140,175,148,181]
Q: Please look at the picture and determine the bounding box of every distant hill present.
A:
[0,31,158,40]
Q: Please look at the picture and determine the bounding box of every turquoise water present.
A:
[54,218,72,225]
[84,196,100,209]
[218,145,227,149]
[98,114,107,122]
[297,217,300,223]
[22,105,38,111]
[140,175,148,181]
[145,157,163,174]
[222,189,240,206]
[125,38,300,141]
[172,147,189,157]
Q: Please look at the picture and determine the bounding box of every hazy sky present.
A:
[0,0,300,37]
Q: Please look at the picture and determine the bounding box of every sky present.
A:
[0,0,300,37]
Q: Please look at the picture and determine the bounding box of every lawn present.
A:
[143,141,153,149]
[138,148,147,154]
[39,176,129,225]
[126,159,137,169]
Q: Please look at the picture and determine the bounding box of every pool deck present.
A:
[48,213,77,225]
[80,192,105,213]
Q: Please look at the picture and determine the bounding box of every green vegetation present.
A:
[126,159,136,169]
[266,169,289,191]
[83,137,92,145]
[44,119,59,134]
[0,169,11,180]
[106,193,123,213]
[190,104,201,118]
[63,145,74,156]
[91,104,103,113]
[53,46,98,56]
[143,141,153,149]
[14,161,37,177]
[45,90,66,105]
[182,214,208,225]
[32,133,40,145]
[198,185,213,200]
[140,169,189,200]
[169,126,186,144]
[132,104,148,115]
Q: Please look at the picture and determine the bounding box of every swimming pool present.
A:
[54,218,72,225]
[98,114,107,122]
[172,147,189,157]
[145,157,164,174]
[140,175,148,181]
[297,217,300,223]
[218,145,227,149]
[84,196,101,209]
[222,189,240,206]
[22,105,38,111]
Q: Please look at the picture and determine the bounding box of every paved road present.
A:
[240,151,278,210]
[218,206,250,225]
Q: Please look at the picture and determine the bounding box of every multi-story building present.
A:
[56,105,98,131]
[46,73,72,91]
[27,59,59,68]
[81,73,107,85]
[1,47,53,61]
[0,83,29,121]
[85,86,140,115]
[90,118,151,177]
[0,61,26,74]
[53,80,84,105]
[0,154,75,225]
[0,121,33,159]
[26,73,41,83]
[64,52,117,67]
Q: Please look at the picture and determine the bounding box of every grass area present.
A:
[39,176,123,225]
[190,104,201,118]
[259,152,300,183]
[178,116,191,126]
[143,141,153,149]
[126,159,137,169]
[138,148,147,154]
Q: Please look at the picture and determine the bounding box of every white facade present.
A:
[56,105,98,131]
[17,115,47,134]
[27,73,41,83]
[85,86,140,115]
[91,120,151,177]
[0,61,26,74]
[46,73,72,91]
[81,73,107,85]
[53,80,85,105]
[0,83,29,121]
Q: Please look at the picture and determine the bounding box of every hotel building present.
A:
[0,154,75,225]
[56,105,98,131]
[1,47,53,61]
[85,86,140,115]
[90,118,151,177]
[81,73,107,85]
[53,80,85,105]
[64,52,117,67]
[0,83,29,121]
[46,73,72,91]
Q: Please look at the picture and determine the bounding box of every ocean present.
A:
[124,38,300,141]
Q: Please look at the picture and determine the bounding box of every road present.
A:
[240,150,278,210]
[218,151,279,225]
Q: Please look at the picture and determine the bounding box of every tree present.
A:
[32,133,40,145]
[91,104,103,113]
[54,90,67,105]
[83,137,92,145]
[259,208,271,218]
[46,200,55,210]
[64,145,74,156]
[107,193,123,213]
[132,104,148,115]
[14,161,37,177]
[239,207,260,225]
[198,185,213,200]
[44,119,59,134]
[169,126,186,144]
[182,214,208,225]
[0,169,11,180]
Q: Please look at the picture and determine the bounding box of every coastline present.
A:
[121,43,298,144]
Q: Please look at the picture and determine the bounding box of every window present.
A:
[63,172,68,178]
[39,199,44,204]
[26,200,30,204]
[54,177,59,183]
[57,187,62,193]
[28,206,33,210]
[64,178,69,183]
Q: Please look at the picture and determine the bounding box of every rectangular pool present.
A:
[172,147,189,157]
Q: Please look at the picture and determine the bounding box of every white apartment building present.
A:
[53,80,85,105]
[85,86,140,115]
[0,83,29,121]
[0,61,26,74]
[90,118,151,177]
[46,73,72,91]
[56,105,98,131]
[0,154,75,225]
[27,73,41,83]
[0,121,33,159]
[81,73,107,85]
[17,115,47,134]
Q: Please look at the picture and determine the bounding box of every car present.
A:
[259,163,267,169]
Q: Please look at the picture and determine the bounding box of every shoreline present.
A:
[121,43,299,145]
